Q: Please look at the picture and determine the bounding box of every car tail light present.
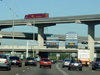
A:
[70,63,72,66]
[5,60,8,63]
[25,60,27,62]
[64,62,65,63]
[33,61,35,63]
[17,60,20,62]
[95,59,97,64]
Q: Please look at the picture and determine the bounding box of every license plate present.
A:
[29,61,32,62]
[12,60,16,63]
[44,62,47,63]
[70,43,73,45]
[74,63,78,66]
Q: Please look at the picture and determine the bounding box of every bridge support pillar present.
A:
[38,27,44,48]
[36,50,39,57]
[88,24,95,62]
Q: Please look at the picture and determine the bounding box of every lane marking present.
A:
[92,71,95,72]
[15,73,19,75]
[22,70,25,72]
[56,63,69,75]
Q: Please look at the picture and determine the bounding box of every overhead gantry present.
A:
[0,14,100,60]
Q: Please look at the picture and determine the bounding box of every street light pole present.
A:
[33,20,35,57]
[12,0,15,56]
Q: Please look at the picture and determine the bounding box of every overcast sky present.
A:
[0,0,100,45]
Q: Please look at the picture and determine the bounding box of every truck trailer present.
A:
[78,49,90,66]
[25,13,49,19]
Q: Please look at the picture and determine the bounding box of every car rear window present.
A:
[65,59,71,61]
[97,58,100,62]
[0,55,6,59]
[26,58,34,60]
[10,57,19,60]
[42,59,50,61]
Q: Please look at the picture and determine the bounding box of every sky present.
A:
[0,0,100,45]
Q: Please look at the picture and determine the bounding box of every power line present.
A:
[1,0,21,19]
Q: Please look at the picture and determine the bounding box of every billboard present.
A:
[46,37,59,48]
[65,32,78,48]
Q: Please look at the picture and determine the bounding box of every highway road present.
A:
[0,63,100,75]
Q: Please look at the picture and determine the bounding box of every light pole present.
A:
[33,20,35,57]
[12,0,15,56]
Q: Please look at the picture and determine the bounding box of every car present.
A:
[25,57,37,66]
[0,54,11,70]
[68,59,82,71]
[92,57,100,70]
[62,58,71,68]
[51,59,57,64]
[40,58,51,68]
[35,56,41,62]
[9,56,22,67]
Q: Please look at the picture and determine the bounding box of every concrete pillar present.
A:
[88,24,95,61]
[38,27,44,47]
[36,50,39,57]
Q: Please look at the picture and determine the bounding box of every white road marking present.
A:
[56,63,69,75]
[15,73,19,75]
[22,70,25,72]
[92,71,95,72]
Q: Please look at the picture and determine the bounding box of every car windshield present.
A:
[42,59,50,61]
[0,55,6,59]
[26,58,34,60]
[71,60,78,63]
[64,59,71,61]
[10,57,19,60]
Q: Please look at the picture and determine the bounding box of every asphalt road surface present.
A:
[0,63,100,75]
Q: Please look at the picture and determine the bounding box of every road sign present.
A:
[46,37,59,48]
[65,32,78,48]
[56,53,60,57]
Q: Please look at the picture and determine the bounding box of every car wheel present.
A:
[25,64,27,66]
[9,66,11,70]
[6,66,10,71]
[19,64,22,67]
[79,68,82,71]
[40,65,41,68]
[92,67,96,70]
[50,66,51,69]
[62,66,64,68]
[34,64,37,66]
[68,67,71,70]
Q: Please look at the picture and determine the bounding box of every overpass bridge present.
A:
[0,14,100,61]
[0,45,100,53]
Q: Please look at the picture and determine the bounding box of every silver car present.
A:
[62,59,71,68]
[0,54,11,71]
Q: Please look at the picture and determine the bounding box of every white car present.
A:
[35,57,41,62]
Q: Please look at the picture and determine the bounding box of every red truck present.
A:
[25,13,49,19]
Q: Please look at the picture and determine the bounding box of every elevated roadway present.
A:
[0,31,100,43]
[0,45,100,53]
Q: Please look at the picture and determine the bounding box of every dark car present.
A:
[62,58,71,68]
[51,59,57,64]
[9,56,22,67]
[25,57,37,66]
[40,58,52,68]
[68,60,82,71]
[0,54,11,70]
[92,57,100,70]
